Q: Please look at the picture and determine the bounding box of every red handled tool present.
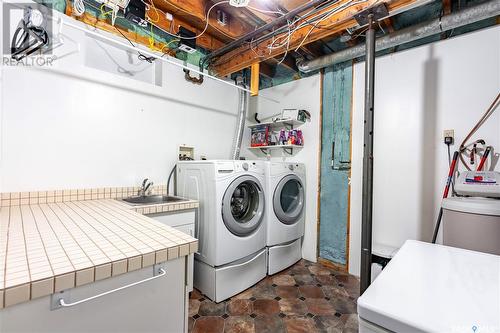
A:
[432,151,459,243]
[477,146,491,171]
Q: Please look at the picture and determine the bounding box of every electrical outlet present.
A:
[443,129,454,145]
[179,145,194,160]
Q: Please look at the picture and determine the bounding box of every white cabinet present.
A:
[148,210,196,293]
[0,258,186,333]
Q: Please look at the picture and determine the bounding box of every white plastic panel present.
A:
[215,249,266,302]
[267,238,302,275]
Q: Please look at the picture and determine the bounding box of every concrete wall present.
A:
[242,75,322,262]
[349,25,500,276]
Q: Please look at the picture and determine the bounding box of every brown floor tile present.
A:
[190,289,203,300]
[313,315,344,332]
[188,260,360,333]
[254,315,285,333]
[321,285,350,299]
[276,286,300,299]
[279,299,308,316]
[330,295,357,314]
[293,274,315,285]
[305,299,335,316]
[224,316,255,333]
[253,299,280,316]
[284,316,318,333]
[253,284,277,299]
[192,316,225,333]
[308,265,332,276]
[189,299,201,317]
[315,274,337,286]
[233,288,254,300]
[272,274,296,286]
[198,301,226,316]
[227,299,253,316]
[259,276,275,286]
[342,314,359,333]
[299,285,325,298]
[335,275,359,286]
[188,317,195,332]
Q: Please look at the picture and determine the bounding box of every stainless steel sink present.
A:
[122,195,188,206]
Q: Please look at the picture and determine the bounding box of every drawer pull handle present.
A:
[222,249,265,270]
[58,268,166,308]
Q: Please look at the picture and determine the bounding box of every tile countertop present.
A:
[0,198,199,309]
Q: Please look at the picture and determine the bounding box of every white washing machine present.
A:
[176,160,267,302]
[265,161,306,275]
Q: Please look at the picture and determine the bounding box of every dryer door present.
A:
[273,175,305,225]
[222,175,265,237]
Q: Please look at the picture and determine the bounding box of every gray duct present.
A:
[231,80,249,160]
[298,0,500,73]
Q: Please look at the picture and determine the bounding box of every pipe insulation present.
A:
[298,0,500,72]
[231,83,249,160]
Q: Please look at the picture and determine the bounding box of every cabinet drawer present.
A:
[148,210,195,228]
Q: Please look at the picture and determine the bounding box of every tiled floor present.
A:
[188,259,360,333]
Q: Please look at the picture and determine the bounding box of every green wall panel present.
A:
[319,62,352,266]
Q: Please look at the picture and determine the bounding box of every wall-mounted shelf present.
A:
[247,119,305,130]
[248,144,303,155]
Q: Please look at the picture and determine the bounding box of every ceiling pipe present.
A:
[203,0,331,65]
[298,0,500,73]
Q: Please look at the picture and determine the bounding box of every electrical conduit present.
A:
[231,79,249,160]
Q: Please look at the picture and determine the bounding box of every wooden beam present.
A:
[153,0,255,42]
[145,7,225,50]
[211,0,419,76]
[442,0,452,15]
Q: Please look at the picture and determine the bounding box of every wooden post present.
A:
[250,63,260,96]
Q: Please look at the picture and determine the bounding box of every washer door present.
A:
[273,175,304,225]
[222,175,265,237]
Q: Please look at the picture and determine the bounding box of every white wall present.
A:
[242,75,321,262]
[349,26,500,276]
[0,9,240,192]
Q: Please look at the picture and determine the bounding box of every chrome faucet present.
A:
[138,178,153,197]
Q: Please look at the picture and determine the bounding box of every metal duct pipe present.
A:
[298,0,500,72]
[231,79,249,160]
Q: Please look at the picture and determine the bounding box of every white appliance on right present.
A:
[358,240,500,332]
[264,161,306,275]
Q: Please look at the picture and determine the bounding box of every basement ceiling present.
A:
[59,0,498,88]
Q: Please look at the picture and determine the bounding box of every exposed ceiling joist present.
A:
[210,0,422,76]
[259,61,277,78]
[145,6,225,50]
[273,55,298,72]
[153,0,254,42]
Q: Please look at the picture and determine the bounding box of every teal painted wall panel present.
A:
[319,63,352,266]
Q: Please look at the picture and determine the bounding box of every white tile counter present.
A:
[0,194,198,309]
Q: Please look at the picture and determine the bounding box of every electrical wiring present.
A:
[114,26,156,62]
[182,1,230,40]
[141,0,160,23]
[246,5,284,16]
[293,0,370,51]
[459,92,500,170]
[257,0,365,53]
